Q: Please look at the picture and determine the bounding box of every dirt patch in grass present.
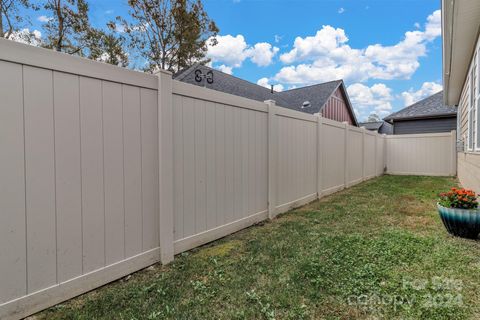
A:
[194,240,244,259]
[402,214,437,232]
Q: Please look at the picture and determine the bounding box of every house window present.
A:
[471,54,477,150]
[468,69,474,151]
[476,46,480,149]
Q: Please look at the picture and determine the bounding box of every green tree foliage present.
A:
[90,27,129,67]
[0,0,38,40]
[41,0,129,66]
[367,113,381,122]
[41,0,91,53]
[118,0,219,72]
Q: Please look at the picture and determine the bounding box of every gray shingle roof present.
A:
[358,121,393,134]
[359,121,383,130]
[384,91,456,121]
[274,80,343,114]
[174,64,357,126]
[174,64,291,108]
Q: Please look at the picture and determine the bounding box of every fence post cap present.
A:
[264,99,276,106]
[154,68,173,76]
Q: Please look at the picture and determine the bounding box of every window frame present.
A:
[467,70,474,151]
[476,41,480,151]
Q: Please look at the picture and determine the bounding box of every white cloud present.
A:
[37,15,52,23]
[114,23,125,33]
[401,81,442,106]
[414,22,420,29]
[249,43,279,67]
[207,34,279,71]
[347,83,394,119]
[338,7,345,14]
[274,34,282,43]
[207,34,250,68]
[423,9,441,41]
[257,77,284,92]
[10,28,42,46]
[217,64,233,75]
[279,25,350,64]
[274,10,441,86]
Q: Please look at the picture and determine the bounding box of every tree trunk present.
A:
[0,0,4,38]
[55,0,63,51]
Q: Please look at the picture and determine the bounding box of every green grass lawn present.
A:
[37,175,480,320]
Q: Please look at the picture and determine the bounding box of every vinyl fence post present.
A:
[451,130,457,176]
[157,69,174,264]
[374,132,378,177]
[343,122,349,189]
[266,100,277,219]
[361,127,366,181]
[375,134,380,177]
[316,115,323,199]
[383,134,387,175]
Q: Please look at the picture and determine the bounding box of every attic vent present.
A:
[302,101,311,109]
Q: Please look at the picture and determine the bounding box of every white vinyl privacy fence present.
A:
[0,39,454,320]
[0,39,161,320]
[167,83,386,255]
[385,132,457,176]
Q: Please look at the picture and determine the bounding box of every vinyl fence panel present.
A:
[364,133,377,179]
[53,71,83,283]
[321,119,347,195]
[0,39,161,320]
[376,135,386,175]
[347,127,364,186]
[171,82,269,254]
[275,108,317,213]
[0,61,26,304]
[386,132,456,176]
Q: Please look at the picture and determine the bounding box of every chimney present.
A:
[271,85,274,94]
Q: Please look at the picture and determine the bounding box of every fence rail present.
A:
[1,38,388,320]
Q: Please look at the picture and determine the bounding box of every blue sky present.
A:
[25,0,443,121]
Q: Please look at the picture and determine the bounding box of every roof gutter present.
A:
[442,0,454,106]
[385,113,457,122]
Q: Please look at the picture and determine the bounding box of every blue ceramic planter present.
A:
[437,204,480,239]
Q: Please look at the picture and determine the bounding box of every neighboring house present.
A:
[359,121,393,134]
[442,0,480,192]
[174,64,358,126]
[383,91,457,134]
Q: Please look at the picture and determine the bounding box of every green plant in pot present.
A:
[438,187,480,239]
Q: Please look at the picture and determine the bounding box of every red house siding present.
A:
[321,87,354,125]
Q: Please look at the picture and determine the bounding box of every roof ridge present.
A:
[279,79,342,94]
